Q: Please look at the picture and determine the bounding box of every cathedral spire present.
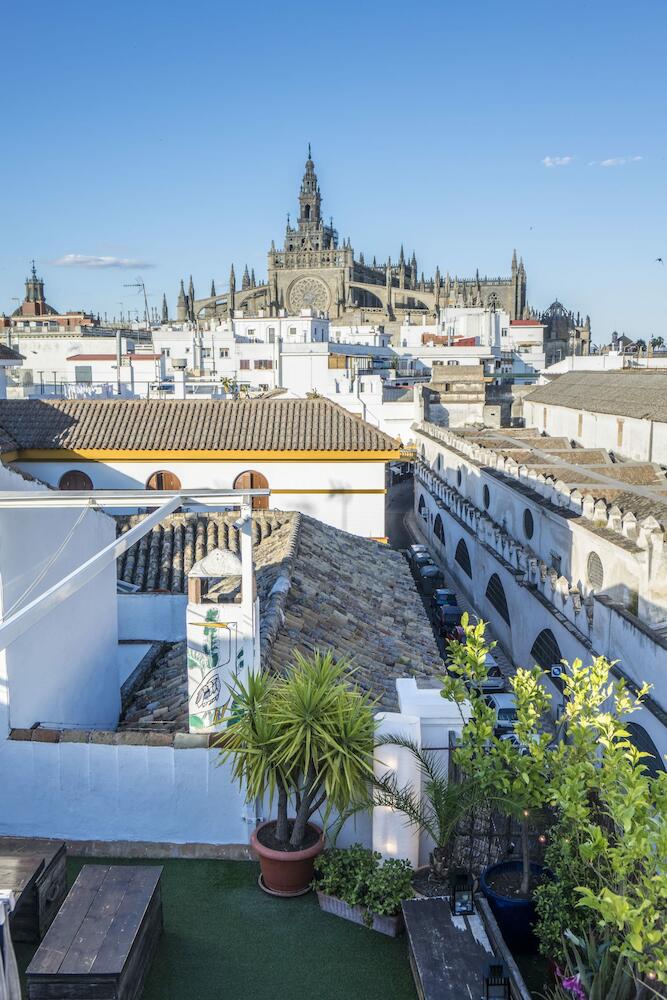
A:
[210,279,216,297]
[161,293,168,323]
[176,279,187,321]
[399,244,405,265]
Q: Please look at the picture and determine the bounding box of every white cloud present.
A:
[542,155,573,168]
[52,254,153,269]
[595,156,643,168]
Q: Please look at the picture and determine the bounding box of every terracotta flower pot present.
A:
[251,821,324,896]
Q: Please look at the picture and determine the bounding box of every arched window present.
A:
[59,469,93,491]
[523,508,534,540]
[434,514,445,545]
[417,494,427,521]
[530,629,562,671]
[454,538,472,578]
[304,204,311,220]
[234,470,269,509]
[485,573,511,626]
[456,468,462,487]
[483,484,490,510]
[587,551,604,590]
[147,470,181,491]
[625,722,666,780]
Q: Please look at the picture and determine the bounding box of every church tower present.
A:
[298,143,322,231]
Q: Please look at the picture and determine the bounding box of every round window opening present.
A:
[483,485,490,509]
[523,508,534,540]
[587,551,604,590]
[456,468,462,487]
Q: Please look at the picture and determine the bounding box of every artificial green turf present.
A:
[16,857,417,1000]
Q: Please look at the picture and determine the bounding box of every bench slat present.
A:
[59,868,133,975]
[27,867,109,976]
[91,868,163,975]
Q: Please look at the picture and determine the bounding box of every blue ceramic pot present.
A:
[479,860,544,952]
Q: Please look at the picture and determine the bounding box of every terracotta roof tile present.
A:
[526,370,667,422]
[118,511,443,729]
[0,398,399,454]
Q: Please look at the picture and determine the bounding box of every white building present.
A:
[413,422,667,761]
[0,397,399,540]
[4,326,150,397]
[523,370,667,464]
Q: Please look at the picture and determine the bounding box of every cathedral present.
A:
[176,148,528,330]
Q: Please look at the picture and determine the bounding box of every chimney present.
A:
[172,357,187,398]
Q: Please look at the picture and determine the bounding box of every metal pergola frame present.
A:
[0,488,269,653]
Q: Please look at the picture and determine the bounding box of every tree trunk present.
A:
[289,765,318,848]
[520,819,531,896]
[275,779,289,845]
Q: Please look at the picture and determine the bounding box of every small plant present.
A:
[313,845,413,926]
[371,737,481,879]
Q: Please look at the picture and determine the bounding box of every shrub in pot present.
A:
[339,735,482,896]
[218,649,375,895]
[313,844,413,935]
[441,615,553,947]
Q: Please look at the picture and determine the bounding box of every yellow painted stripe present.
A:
[15,448,400,463]
[272,488,386,495]
[1,452,19,464]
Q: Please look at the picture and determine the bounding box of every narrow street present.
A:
[385,476,515,679]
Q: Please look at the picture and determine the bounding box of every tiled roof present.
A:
[118,511,443,730]
[0,398,399,454]
[0,344,24,362]
[525,370,667,422]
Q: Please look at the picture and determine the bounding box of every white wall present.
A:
[15,458,388,538]
[523,398,667,465]
[0,465,119,734]
[0,738,250,846]
[118,594,187,642]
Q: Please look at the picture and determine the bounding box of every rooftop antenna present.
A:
[123,277,151,336]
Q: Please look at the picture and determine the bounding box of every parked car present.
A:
[500,731,558,756]
[407,544,430,564]
[485,693,519,734]
[436,603,463,634]
[430,588,458,612]
[460,654,507,694]
[418,564,445,594]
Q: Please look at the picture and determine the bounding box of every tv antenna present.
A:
[123,277,151,335]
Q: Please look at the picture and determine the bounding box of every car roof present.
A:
[490,693,517,707]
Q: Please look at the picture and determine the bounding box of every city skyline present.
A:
[2,0,665,341]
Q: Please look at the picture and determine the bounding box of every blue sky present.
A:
[2,0,665,342]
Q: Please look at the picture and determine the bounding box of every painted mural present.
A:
[187,607,242,731]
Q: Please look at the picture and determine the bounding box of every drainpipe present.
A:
[648,419,654,463]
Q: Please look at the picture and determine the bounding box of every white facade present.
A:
[524,394,667,465]
[6,329,142,396]
[330,324,391,347]
[15,456,389,539]
[400,307,505,351]
[413,422,667,759]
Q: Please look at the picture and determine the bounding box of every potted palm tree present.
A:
[218,650,376,896]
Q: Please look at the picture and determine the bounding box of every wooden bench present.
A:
[402,897,495,999]
[0,839,67,942]
[27,865,163,1000]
